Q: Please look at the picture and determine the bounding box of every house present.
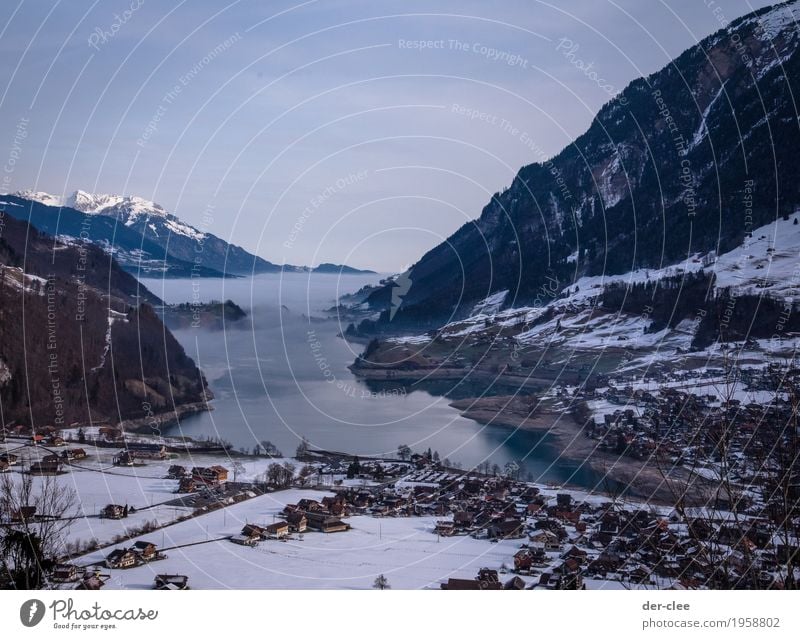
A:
[561,545,589,563]
[434,520,455,537]
[192,465,228,484]
[29,460,61,475]
[101,504,126,520]
[167,465,187,479]
[0,453,19,465]
[265,521,289,539]
[489,519,524,540]
[305,511,349,533]
[11,506,36,522]
[52,563,79,582]
[0,460,9,473]
[441,578,481,590]
[48,435,66,447]
[441,568,503,590]
[241,524,265,540]
[30,434,45,445]
[75,574,109,590]
[504,576,527,590]
[154,574,189,590]
[132,541,159,561]
[105,548,138,569]
[230,534,259,546]
[177,477,199,493]
[556,493,573,509]
[114,450,135,466]
[530,529,561,551]
[453,511,475,528]
[63,448,87,461]
[286,512,307,533]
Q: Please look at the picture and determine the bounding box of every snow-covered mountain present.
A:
[7,189,286,276]
[8,189,374,278]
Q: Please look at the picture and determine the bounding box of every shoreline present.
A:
[449,394,700,504]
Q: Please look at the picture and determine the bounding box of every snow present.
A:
[688,80,728,152]
[11,190,65,207]
[76,488,521,589]
[744,2,799,41]
[12,189,207,241]
[712,211,800,299]
[598,152,624,209]
[91,310,129,372]
[470,290,509,316]
[0,266,48,295]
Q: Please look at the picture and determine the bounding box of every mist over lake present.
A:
[142,272,597,488]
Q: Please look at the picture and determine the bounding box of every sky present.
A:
[0,0,776,272]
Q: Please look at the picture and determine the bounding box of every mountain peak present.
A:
[13,188,205,240]
[65,190,166,217]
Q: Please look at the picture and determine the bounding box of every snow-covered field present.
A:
[76,488,521,590]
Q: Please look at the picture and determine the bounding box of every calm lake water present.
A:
[142,273,599,488]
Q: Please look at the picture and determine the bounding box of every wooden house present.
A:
[265,521,290,539]
[230,534,259,546]
[154,574,189,590]
[52,563,79,582]
[105,548,137,569]
[286,512,307,533]
[29,460,61,475]
[241,524,265,539]
[177,477,199,493]
[113,450,135,466]
[167,464,187,479]
[101,504,126,520]
[132,540,159,561]
[489,519,524,540]
[192,465,228,485]
[0,452,19,465]
[305,511,349,533]
[75,574,109,590]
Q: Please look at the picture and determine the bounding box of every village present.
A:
[1,408,798,590]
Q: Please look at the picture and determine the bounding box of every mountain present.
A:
[0,210,210,428]
[2,190,294,277]
[312,263,376,274]
[361,1,800,331]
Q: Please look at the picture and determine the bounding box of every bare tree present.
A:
[0,473,77,588]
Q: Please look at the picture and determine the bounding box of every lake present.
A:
[142,272,600,488]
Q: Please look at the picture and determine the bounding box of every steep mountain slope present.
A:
[367,1,800,330]
[0,209,210,428]
[4,190,287,276]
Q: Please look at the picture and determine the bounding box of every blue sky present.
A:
[0,0,774,271]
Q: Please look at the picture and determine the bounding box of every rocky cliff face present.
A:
[367,1,800,330]
[0,209,210,428]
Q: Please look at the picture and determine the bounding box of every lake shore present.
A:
[449,394,697,504]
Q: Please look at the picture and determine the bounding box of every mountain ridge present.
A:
[361,0,800,331]
[3,190,377,279]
